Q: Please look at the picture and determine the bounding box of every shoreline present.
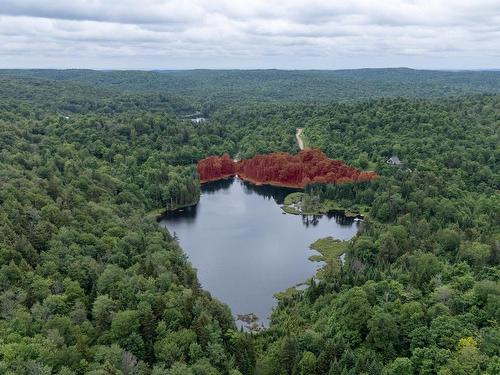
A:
[201,173,307,189]
[237,174,307,189]
[281,191,367,218]
[147,201,199,221]
[200,173,238,184]
[200,173,375,189]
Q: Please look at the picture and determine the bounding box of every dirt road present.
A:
[296,128,305,150]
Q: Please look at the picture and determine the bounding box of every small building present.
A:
[387,156,402,165]
[191,117,206,124]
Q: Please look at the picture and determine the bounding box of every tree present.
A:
[458,242,491,268]
[383,357,413,375]
[296,351,317,375]
[367,311,399,356]
[92,295,117,330]
[111,310,144,357]
[436,229,461,253]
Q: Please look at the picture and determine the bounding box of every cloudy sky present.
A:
[0,0,498,70]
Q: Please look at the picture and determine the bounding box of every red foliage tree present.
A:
[197,153,236,182]
[197,149,378,187]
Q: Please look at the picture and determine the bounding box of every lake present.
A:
[159,177,360,327]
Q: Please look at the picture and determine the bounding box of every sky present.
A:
[0,0,499,70]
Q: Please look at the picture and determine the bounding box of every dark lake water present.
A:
[159,177,360,327]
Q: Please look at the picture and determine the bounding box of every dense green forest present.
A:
[0,70,498,374]
[2,68,500,111]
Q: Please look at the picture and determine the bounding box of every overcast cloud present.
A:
[0,0,498,69]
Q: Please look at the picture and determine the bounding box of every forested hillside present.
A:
[2,69,500,110]
[0,71,498,374]
[254,95,500,375]
[0,78,254,374]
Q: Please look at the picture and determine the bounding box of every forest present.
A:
[0,69,498,375]
[2,68,500,111]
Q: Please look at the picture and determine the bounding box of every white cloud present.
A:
[0,0,498,69]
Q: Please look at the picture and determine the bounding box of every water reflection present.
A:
[167,177,356,229]
[201,177,235,194]
[240,179,301,204]
[163,202,357,229]
[161,203,198,222]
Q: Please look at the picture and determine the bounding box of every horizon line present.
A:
[1,67,499,72]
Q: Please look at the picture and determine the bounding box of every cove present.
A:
[159,177,360,327]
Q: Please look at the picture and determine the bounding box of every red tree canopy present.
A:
[197,153,236,182]
[197,149,378,187]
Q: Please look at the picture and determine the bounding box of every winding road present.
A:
[296,128,305,150]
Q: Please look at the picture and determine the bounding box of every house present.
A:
[191,117,206,124]
[387,156,402,165]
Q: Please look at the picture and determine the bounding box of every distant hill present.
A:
[1,68,499,108]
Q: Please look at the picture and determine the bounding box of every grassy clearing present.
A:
[309,236,349,278]
[283,192,303,205]
[281,192,358,216]
[281,205,301,214]
[281,192,302,214]
[309,236,348,263]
